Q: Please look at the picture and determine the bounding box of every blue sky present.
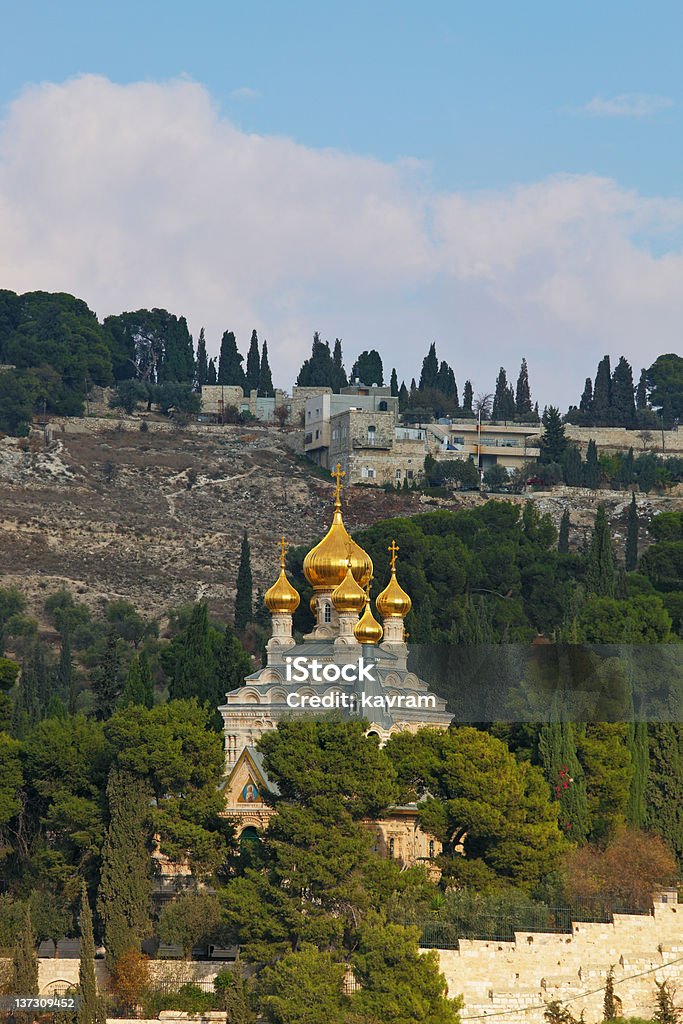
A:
[0,1,681,404]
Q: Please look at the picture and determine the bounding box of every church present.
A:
[219,465,453,867]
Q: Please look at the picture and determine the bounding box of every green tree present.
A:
[483,463,509,491]
[158,891,224,957]
[92,631,124,718]
[558,509,570,554]
[610,356,636,427]
[259,340,274,396]
[0,733,23,831]
[626,493,639,571]
[0,371,33,435]
[626,721,648,828]
[617,447,635,489]
[121,653,154,708]
[296,334,347,390]
[207,358,217,385]
[515,358,533,418]
[78,880,98,1024]
[562,445,583,486]
[586,505,616,598]
[635,452,658,493]
[462,380,474,414]
[636,367,648,410]
[351,349,384,386]
[256,945,347,1024]
[166,602,214,702]
[235,531,253,632]
[245,330,260,392]
[214,963,253,1023]
[11,906,38,1011]
[647,353,683,428]
[584,439,601,488]
[390,367,399,397]
[580,376,593,415]
[218,331,246,389]
[540,406,568,464]
[97,767,152,967]
[492,367,515,421]
[592,355,612,424]
[654,980,680,1024]
[352,922,461,1024]
[603,966,617,1021]
[196,328,209,386]
[539,716,590,842]
[645,725,683,865]
[419,343,439,391]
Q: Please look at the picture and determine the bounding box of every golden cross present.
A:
[388,539,399,571]
[331,463,346,503]
[279,535,288,568]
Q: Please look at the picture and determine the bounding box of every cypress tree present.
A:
[92,631,123,719]
[121,653,153,708]
[217,331,246,389]
[78,880,97,1024]
[207,358,217,385]
[196,328,209,386]
[418,343,439,390]
[515,358,533,418]
[562,445,583,487]
[603,966,617,1021]
[610,356,636,427]
[390,368,399,397]
[586,504,616,598]
[245,330,260,393]
[409,378,417,399]
[593,355,612,425]
[12,905,38,1003]
[636,452,658,493]
[646,725,683,864]
[617,447,635,489]
[258,340,274,396]
[462,380,474,414]
[539,714,590,842]
[584,438,601,488]
[579,377,594,416]
[626,720,648,828]
[625,492,639,571]
[168,602,214,703]
[58,626,76,710]
[97,767,152,968]
[398,381,408,410]
[654,980,679,1024]
[492,367,515,421]
[558,509,570,554]
[635,368,648,410]
[234,531,253,632]
[351,350,384,386]
[540,406,568,463]
[332,338,344,373]
[296,334,347,390]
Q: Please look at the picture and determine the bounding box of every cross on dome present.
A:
[388,540,399,571]
[332,463,346,505]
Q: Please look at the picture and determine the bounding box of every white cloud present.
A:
[580,93,673,117]
[229,86,260,100]
[0,74,681,408]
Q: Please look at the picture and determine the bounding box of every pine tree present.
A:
[636,368,648,410]
[586,504,617,598]
[562,446,583,487]
[296,334,347,390]
[390,368,399,397]
[540,406,568,463]
[493,367,515,421]
[418,343,439,390]
[558,509,570,553]
[610,356,636,427]
[603,966,617,1021]
[78,880,98,1024]
[462,380,474,414]
[12,905,38,1001]
[217,331,246,389]
[234,531,253,632]
[207,358,217,385]
[654,980,680,1024]
[593,355,612,425]
[515,358,533,418]
[579,377,594,415]
[584,438,601,489]
[258,340,274,396]
[626,720,648,828]
[196,328,209,386]
[245,330,260,393]
[351,350,384,386]
[625,492,639,571]
[97,767,152,968]
[539,713,590,842]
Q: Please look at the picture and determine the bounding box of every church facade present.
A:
[219,465,453,867]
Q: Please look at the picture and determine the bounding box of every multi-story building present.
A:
[445,420,540,474]
[304,383,398,467]
[328,409,446,485]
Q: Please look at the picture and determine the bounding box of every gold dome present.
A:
[354,592,384,645]
[303,464,373,592]
[376,540,412,619]
[332,564,367,615]
[264,537,300,615]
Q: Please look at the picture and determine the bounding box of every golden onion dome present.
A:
[354,594,384,645]
[303,465,373,592]
[264,537,301,615]
[376,540,412,619]
[332,564,367,615]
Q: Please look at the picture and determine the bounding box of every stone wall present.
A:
[565,425,683,455]
[0,957,224,995]
[432,899,683,1024]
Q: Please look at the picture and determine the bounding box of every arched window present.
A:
[324,603,331,623]
[389,838,395,859]
[240,826,261,856]
[379,400,388,411]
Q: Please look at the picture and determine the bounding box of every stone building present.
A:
[329,409,445,485]
[219,465,452,866]
[199,385,288,422]
[304,383,399,467]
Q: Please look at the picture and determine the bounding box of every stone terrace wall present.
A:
[565,425,683,455]
[432,902,683,1024]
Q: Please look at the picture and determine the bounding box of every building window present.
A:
[307,410,311,420]
[367,425,376,445]
[324,603,331,623]
[305,433,312,444]
[379,400,388,411]
[315,429,319,439]
[332,429,338,441]
[407,470,413,480]
[395,470,401,479]
[429,840,435,859]
[389,838,395,859]
[362,467,376,479]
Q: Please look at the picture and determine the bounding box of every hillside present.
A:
[0,418,681,628]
